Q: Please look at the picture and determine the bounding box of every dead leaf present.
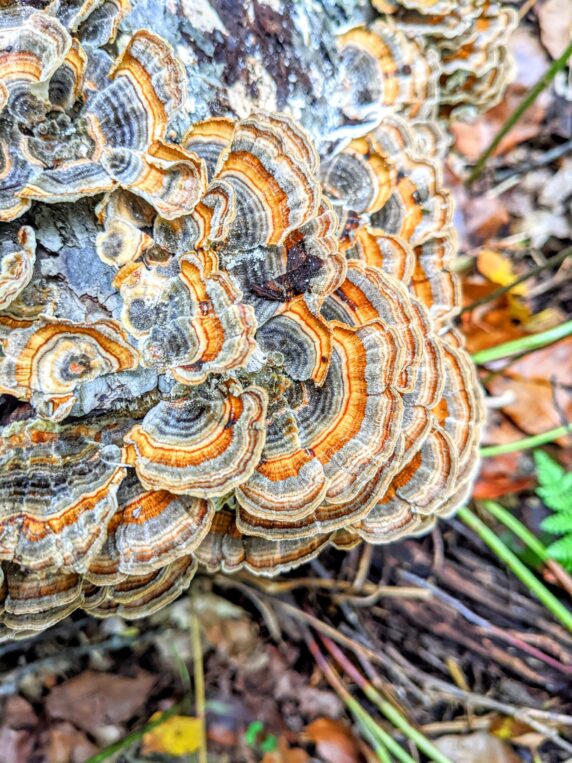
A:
[452,28,550,160]
[304,718,362,763]
[538,0,572,59]
[193,593,263,666]
[452,85,550,160]
[461,279,526,355]
[434,732,524,762]
[509,26,551,88]
[487,337,572,444]
[464,196,510,242]
[0,726,34,763]
[490,714,544,750]
[262,736,311,763]
[46,722,98,763]
[3,696,37,730]
[142,714,203,757]
[473,453,536,500]
[46,670,156,736]
[0,696,38,763]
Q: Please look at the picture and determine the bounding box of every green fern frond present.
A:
[546,535,572,567]
[541,511,572,535]
[534,450,572,570]
[537,486,572,513]
[534,450,566,485]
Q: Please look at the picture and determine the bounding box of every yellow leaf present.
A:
[141,714,203,757]
[476,249,527,295]
[507,294,531,323]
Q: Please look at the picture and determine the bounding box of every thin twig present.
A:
[228,572,429,599]
[518,0,537,18]
[264,594,572,751]
[398,569,572,675]
[467,39,572,184]
[320,635,455,763]
[306,630,417,763]
[460,246,572,315]
[494,138,572,182]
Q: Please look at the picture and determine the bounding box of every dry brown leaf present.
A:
[490,714,545,751]
[0,726,33,763]
[537,0,572,59]
[464,196,510,242]
[193,593,262,666]
[461,286,526,355]
[487,337,572,443]
[262,736,311,763]
[473,453,535,500]
[304,718,362,763]
[3,696,37,729]
[46,722,98,763]
[45,670,156,736]
[434,732,524,762]
[452,85,550,160]
[452,27,550,160]
[475,409,536,498]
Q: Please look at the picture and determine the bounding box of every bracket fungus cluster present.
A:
[370,0,518,115]
[0,0,496,640]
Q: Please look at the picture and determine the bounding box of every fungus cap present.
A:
[0,13,487,639]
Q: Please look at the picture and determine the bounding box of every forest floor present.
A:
[1,5,571,763]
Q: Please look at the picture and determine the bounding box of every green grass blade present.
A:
[480,500,549,561]
[457,507,572,632]
[480,426,572,457]
[467,39,572,185]
[471,320,572,365]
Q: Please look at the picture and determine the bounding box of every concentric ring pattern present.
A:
[0,0,493,640]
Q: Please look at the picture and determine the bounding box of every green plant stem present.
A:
[480,501,572,599]
[457,507,572,633]
[481,500,549,561]
[321,636,454,763]
[471,320,572,364]
[83,699,188,763]
[480,426,572,457]
[355,710,394,763]
[307,634,416,763]
[467,39,572,185]
[460,245,572,315]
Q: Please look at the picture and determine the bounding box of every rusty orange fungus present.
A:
[0,0,509,640]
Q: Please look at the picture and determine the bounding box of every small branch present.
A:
[494,138,572,182]
[321,635,455,763]
[306,632,417,763]
[466,39,572,185]
[460,246,572,315]
[457,507,572,633]
[265,594,572,751]
[306,632,409,762]
[471,320,572,364]
[480,425,572,457]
